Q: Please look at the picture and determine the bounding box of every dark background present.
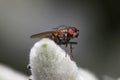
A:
[0,0,120,78]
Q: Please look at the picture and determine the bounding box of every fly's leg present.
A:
[69,43,74,61]
[68,41,77,61]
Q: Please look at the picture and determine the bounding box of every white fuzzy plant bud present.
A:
[0,64,27,80]
[117,78,120,80]
[29,38,98,80]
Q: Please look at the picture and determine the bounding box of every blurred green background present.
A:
[0,0,120,78]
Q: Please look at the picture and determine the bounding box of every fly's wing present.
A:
[30,31,55,38]
[52,25,68,30]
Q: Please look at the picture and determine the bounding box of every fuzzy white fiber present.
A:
[117,78,120,80]
[29,38,98,80]
[0,64,28,80]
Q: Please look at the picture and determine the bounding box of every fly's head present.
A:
[67,27,79,38]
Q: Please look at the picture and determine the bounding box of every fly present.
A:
[30,25,79,60]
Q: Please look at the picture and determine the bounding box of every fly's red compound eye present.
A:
[68,28,74,36]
